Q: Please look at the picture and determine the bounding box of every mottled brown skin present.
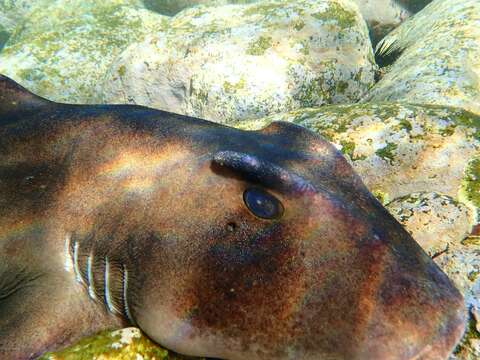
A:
[0,75,466,359]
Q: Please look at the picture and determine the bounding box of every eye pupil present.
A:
[243,188,284,219]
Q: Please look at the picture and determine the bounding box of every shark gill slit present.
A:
[122,264,134,324]
[86,253,97,300]
[104,257,117,314]
[68,239,133,322]
[72,240,83,284]
[103,257,132,321]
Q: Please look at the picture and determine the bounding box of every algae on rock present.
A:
[40,327,201,360]
[236,102,480,209]
[364,0,480,115]
[142,0,257,16]
[101,0,375,124]
[0,0,168,104]
[386,192,472,258]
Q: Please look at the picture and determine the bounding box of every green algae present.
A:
[375,142,398,164]
[39,329,199,360]
[0,29,9,51]
[312,2,356,30]
[223,78,246,93]
[397,119,412,132]
[118,65,126,77]
[246,35,272,55]
[242,3,278,17]
[292,19,305,31]
[453,312,480,357]
[452,109,480,140]
[339,139,355,158]
[459,155,480,221]
[372,189,390,205]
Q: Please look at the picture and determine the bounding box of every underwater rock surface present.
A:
[364,0,480,115]
[39,328,198,359]
[101,0,375,123]
[385,192,472,258]
[142,0,257,16]
[237,103,480,210]
[0,0,168,103]
[142,0,427,45]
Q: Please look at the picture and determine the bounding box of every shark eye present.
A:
[243,187,284,220]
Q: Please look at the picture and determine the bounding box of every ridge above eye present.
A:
[243,187,284,220]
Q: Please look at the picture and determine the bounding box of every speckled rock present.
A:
[0,0,41,32]
[101,0,376,124]
[236,103,480,216]
[384,190,478,359]
[364,0,480,115]
[39,327,201,359]
[386,192,472,257]
[439,241,480,360]
[0,0,168,103]
[142,0,430,45]
[142,0,257,16]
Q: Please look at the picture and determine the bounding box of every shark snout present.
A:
[351,227,467,360]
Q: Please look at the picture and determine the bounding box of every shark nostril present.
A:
[226,222,238,232]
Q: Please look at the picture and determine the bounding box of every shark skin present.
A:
[0,75,466,359]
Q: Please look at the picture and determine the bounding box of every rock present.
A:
[39,327,201,359]
[236,103,480,215]
[352,0,432,46]
[142,0,431,45]
[101,0,376,124]
[142,0,258,16]
[364,0,480,115]
[386,192,472,257]
[384,190,478,359]
[0,0,43,32]
[0,0,168,104]
[438,242,480,360]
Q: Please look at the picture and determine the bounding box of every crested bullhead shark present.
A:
[0,74,466,359]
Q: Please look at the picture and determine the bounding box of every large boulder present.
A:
[352,0,432,46]
[364,0,480,115]
[0,0,167,104]
[237,103,480,214]
[101,0,376,124]
[142,0,257,16]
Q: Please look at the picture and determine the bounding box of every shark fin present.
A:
[0,74,53,121]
